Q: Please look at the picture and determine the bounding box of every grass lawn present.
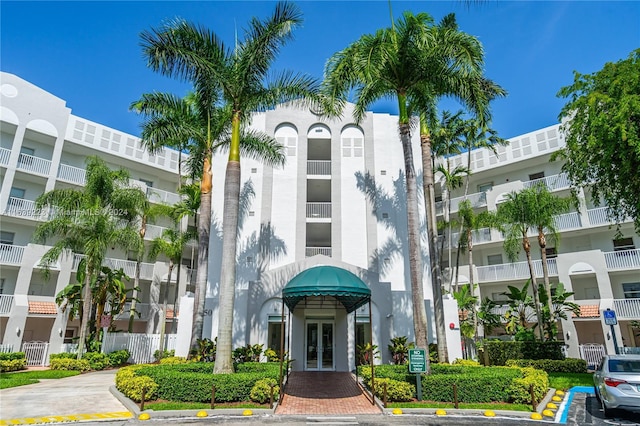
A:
[145,401,268,411]
[387,401,533,412]
[548,372,594,391]
[0,370,81,389]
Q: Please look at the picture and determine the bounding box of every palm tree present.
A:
[92,266,130,333]
[148,227,196,359]
[324,10,500,363]
[34,156,140,357]
[452,284,478,339]
[477,297,502,337]
[501,282,536,336]
[526,183,570,334]
[498,192,544,340]
[141,2,320,373]
[540,282,580,340]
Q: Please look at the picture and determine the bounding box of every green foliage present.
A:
[508,367,549,404]
[154,349,175,361]
[249,378,279,404]
[370,378,415,402]
[264,348,280,362]
[115,365,158,402]
[50,358,91,371]
[0,359,26,373]
[82,351,110,370]
[0,352,26,361]
[0,370,80,389]
[388,336,414,365]
[452,359,481,366]
[107,349,131,366]
[233,344,263,363]
[190,338,216,362]
[556,49,640,231]
[159,356,189,365]
[428,343,439,363]
[505,358,587,373]
[485,341,565,365]
[548,372,594,391]
[49,352,77,360]
[356,343,380,366]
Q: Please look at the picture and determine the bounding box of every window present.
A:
[528,172,545,181]
[487,254,503,265]
[613,238,635,251]
[139,178,153,188]
[492,292,509,304]
[9,187,25,199]
[251,168,257,174]
[478,182,493,193]
[64,329,75,344]
[0,231,15,245]
[545,247,558,259]
[623,283,640,299]
[18,147,35,167]
[267,318,287,356]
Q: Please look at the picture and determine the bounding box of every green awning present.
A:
[282,265,371,313]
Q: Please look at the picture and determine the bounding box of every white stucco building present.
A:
[1,72,638,367]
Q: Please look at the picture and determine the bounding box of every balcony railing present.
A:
[307,160,331,175]
[587,207,612,226]
[0,147,10,166]
[444,228,493,249]
[147,187,181,205]
[4,197,48,221]
[72,254,155,280]
[554,211,582,231]
[476,258,558,282]
[145,224,169,241]
[113,302,151,321]
[57,164,87,185]
[17,153,52,176]
[604,249,640,270]
[306,202,331,219]
[306,247,332,257]
[0,244,25,265]
[437,191,487,215]
[613,298,640,319]
[523,172,571,192]
[0,294,14,315]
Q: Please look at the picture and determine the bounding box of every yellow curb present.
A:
[546,402,558,409]
[484,410,496,417]
[435,409,447,416]
[542,409,555,417]
[530,412,543,420]
[242,409,253,416]
[196,411,208,417]
[138,413,150,421]
[555,390,565,396]
[392,408,403,415]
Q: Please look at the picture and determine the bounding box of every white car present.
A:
[593,354,640,418]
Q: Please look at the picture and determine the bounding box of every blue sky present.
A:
[2,1,639,140]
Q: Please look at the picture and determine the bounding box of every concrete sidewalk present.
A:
[0,369,131,422]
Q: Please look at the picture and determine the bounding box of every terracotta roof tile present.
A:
[166,308,177,319]
[573,305,600,318]
[29,301,58,315]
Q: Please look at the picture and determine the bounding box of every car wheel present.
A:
[602,400,614,419]
[594,387,601,403]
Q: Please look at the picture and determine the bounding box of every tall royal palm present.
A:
[324,11,501,361]
[141,2,321,373]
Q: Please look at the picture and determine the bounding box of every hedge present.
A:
[506,358,587,373]
[115,365,158,402]
[50,358,91,371]
[485,341,565,365]
[0,352,26,361]
[0,358,26,372]
[508,367,549,403]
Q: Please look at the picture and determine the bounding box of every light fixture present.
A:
[58,328,63,337]
[16,327,20,336]
[565,331,571,340]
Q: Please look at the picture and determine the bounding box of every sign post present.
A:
[603,309,619,354]
[408,348,427,401]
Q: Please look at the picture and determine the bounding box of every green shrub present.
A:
[107,350,130,366]
[264,348,280,362]
[115,365,158,402]
[485,341,523,366]
[485,341,565,366]
[250,378,279,403]
[0,358,26,372]
[508,367,549,404]
[420,369,521,403]
[49,353,77,360]
[154,349,175,361]
[82,352,110,370]
[50,358,91,371]
[505,358,587,373]
[159,356,189,365]
[452,359,481,366]
[235,362,281,375]
[0,352,26,361]
[369,378,415,402]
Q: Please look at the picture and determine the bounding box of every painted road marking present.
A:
[0,412,133,425]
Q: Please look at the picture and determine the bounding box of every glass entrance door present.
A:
[305,320,334,370]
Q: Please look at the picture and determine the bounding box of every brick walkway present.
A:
[275,372,381,415]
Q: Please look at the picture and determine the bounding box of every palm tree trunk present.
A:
[130,217,146,332]
[454,141,473,290]
[523,236,544,340]
[538,229,554,338]
[77,265,93,359]
[467,231,480,339]
[171,262,181,334]
[158,263,173,359]
[420,120,448,363]
[191,155,212,351]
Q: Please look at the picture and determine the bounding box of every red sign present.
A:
[100,314,112,328]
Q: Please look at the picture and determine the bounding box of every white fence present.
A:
[579,343,606,370]
[102,333,177,364]
[22,341,50,366]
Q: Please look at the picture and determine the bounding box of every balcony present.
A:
[72,254,155,280]
[0,147,10,166]
[306,202,331,219]
[146,187,181,205]
[4,197,48,221]
[307,160,331,175]
[16,153,52,176]
[306,247,332,257]
[604,249,640,271]
[554,211,582,231]
[0,244,25,265]
[613,298,640,319]
[57,164,87,185]
[437,191,487,215]
[523,172,571,192]
[476,258,558,283]
[144,224,169,241]
[0,294,14,315]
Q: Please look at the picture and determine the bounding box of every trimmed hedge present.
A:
[0,352,26,361]
[107,350,130,366]
[250,378,279,403]
[50,358,91,371]
[508,367,549,403]
[485,341,565,366]
[82,352,110,370]
[0,358,26,372]
[115,365,158,402]
[506,358,587,373]
[159,356,189,365]
[49,353,77,360]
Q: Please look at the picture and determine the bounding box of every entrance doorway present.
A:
[305,320,334,370]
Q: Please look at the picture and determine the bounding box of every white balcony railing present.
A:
[523,172,571,192]
[147,187,181,205]
[113,302,151,320]
[604,249,640,270]
[438,191,487,215]
[613,298,640,319]
[0,294,14,314]
[554,211,582,231]
[306,202,331,219]
[306,247,332,257]
[444,228,493,249]
[144,224,169,241]
[587,207,612,226]
[0,244,25,265]
[307,160,331,175]
[16,153,52,176]
[57,164,87,185]
[4,197,48,221]
[72,254,155,280]
[476,258,558,282]
[0,147,10,166]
